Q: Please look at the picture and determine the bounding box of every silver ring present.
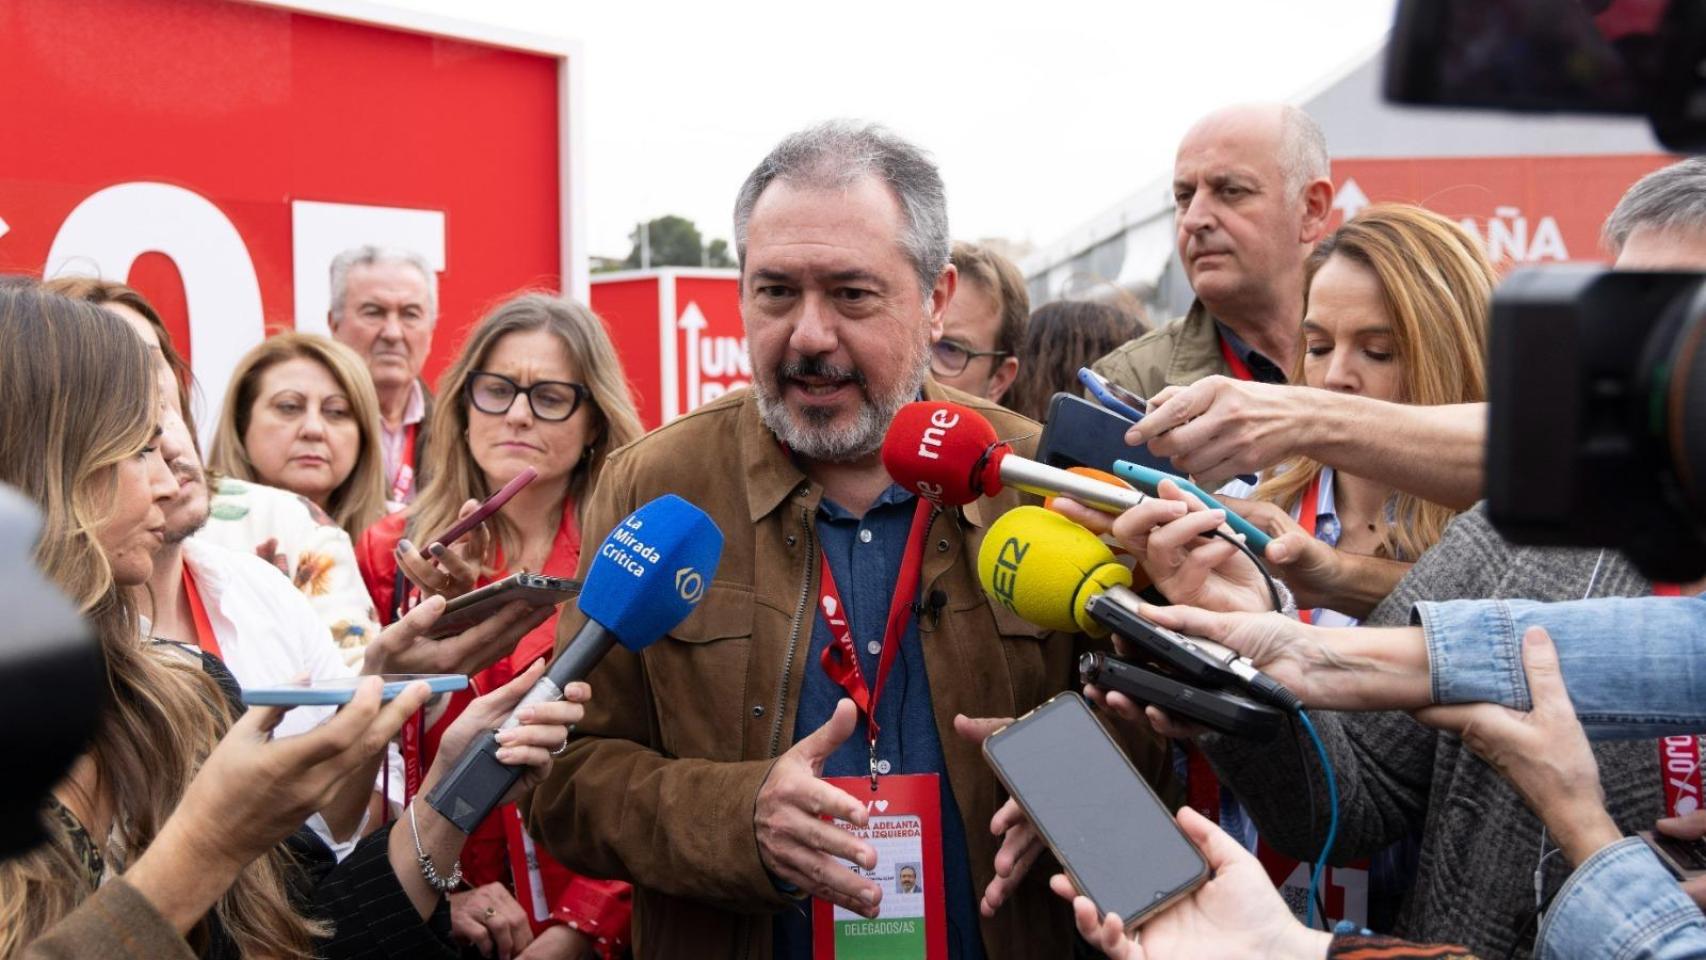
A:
[549,735,571,758]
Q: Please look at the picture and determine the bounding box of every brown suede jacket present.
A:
[522,381,1177,959]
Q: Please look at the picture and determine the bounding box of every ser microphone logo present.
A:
[989,536,1027,612]
[674,567,706,603]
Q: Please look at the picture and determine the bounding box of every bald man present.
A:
[1093,103,1334,398]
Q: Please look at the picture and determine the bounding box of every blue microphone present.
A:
[427,494,723,832]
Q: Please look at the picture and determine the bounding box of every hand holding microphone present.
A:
[1051,478,1279,616]
[974,506,1299,716]
[426,494,724,833]
[881,401,1267,565]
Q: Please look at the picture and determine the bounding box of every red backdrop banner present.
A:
[0,0,569,429]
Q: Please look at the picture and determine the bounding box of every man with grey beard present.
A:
[526,120,1173,960]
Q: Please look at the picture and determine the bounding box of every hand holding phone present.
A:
[419,466,537,559]
[983,693,1208,929]
[1079,367,1149,422]
[398,468,540,604]
[1111,461,1273,552]
[422,572,581,640]
[241,673,468,707]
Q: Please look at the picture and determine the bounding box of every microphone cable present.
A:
[1205,527,1286,613]
[1193,526,1334,930]
[1295,707,1339,931]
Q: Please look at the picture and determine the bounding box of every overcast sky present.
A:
[382,0,1398,260]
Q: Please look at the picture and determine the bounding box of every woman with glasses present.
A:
[209,333,391,542]
[355,292,643,960]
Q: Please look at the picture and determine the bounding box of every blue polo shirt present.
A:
[773,483,986,960]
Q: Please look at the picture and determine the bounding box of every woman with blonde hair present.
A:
[1,284,591,959]
[1062,204,1495,934]
[209,333,390,542]
[42,277,382,661]
[356,292,643,959]
[1244,202,1494,623]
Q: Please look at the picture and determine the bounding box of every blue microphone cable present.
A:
[1295,707,1339,930]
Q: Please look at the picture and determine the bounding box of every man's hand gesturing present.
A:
[755,699,884,917]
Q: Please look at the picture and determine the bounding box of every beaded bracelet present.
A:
[408,800,463,893]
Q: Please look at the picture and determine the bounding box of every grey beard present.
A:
[754,347,930,463]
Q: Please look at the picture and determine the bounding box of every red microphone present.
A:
[880,402,1149,514]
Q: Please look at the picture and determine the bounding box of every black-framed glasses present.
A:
[465,371,590,422]
[930,338,1011,377]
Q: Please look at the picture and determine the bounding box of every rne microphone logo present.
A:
[914,407,961,461]
[674,567,706,603]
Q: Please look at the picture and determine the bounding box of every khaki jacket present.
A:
[21,880,195,960]
[523,381,1175,959]
[1091,300,1230,400]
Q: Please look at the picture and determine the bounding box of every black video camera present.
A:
[0,484,105,860]
[1388,0,1706,579]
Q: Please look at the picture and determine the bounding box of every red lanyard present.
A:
[818,498,935,786]
[1651,582,1702,816]
[1218,334,1256,382]
[1294,473,1324,626]
[391,423,418,502]
[181,566,222,660]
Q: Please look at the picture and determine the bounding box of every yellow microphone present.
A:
[976,506,1132,635]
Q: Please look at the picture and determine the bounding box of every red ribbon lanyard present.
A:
[1218,334,1256,382]
[1185,748,1220,824]
[181,566,222,660]
[818,499,935,786]
[1294,473,1324,626]
[1651,582,1701,816]
[391,423,419,502]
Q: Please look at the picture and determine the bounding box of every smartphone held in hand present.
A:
[983,692,1208,930]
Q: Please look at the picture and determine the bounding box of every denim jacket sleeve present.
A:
[1537,837,1706,960]
[1414,596,1706,740]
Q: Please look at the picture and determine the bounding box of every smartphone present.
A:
[418,466,538,559]
[1640,829,1706,881]
[1079,652,1282,741]
[1039,393,1177,477]
[1084,593,1243,690]
[422,571,581,640]
[983,692,1209,928]
[1078,367,1149,422]
[1111,460,1273,553]
[241,673,468,707]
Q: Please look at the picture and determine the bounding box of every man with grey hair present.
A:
[326,245,438,503]
[1602,155,1706,270]
[1094,102,1335,398]
[525,120,1171,960]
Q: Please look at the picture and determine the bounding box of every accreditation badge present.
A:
[811,773,948,960]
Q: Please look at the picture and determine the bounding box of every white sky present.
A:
[382,0,1398,259]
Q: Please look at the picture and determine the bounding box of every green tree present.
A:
[706,238,735,268]
[623,215,737,269]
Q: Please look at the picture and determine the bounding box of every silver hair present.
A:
[733,120,950,300]
[1278,105,1330,198]
[328,245,438,320]
[1601,157,1706,255]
